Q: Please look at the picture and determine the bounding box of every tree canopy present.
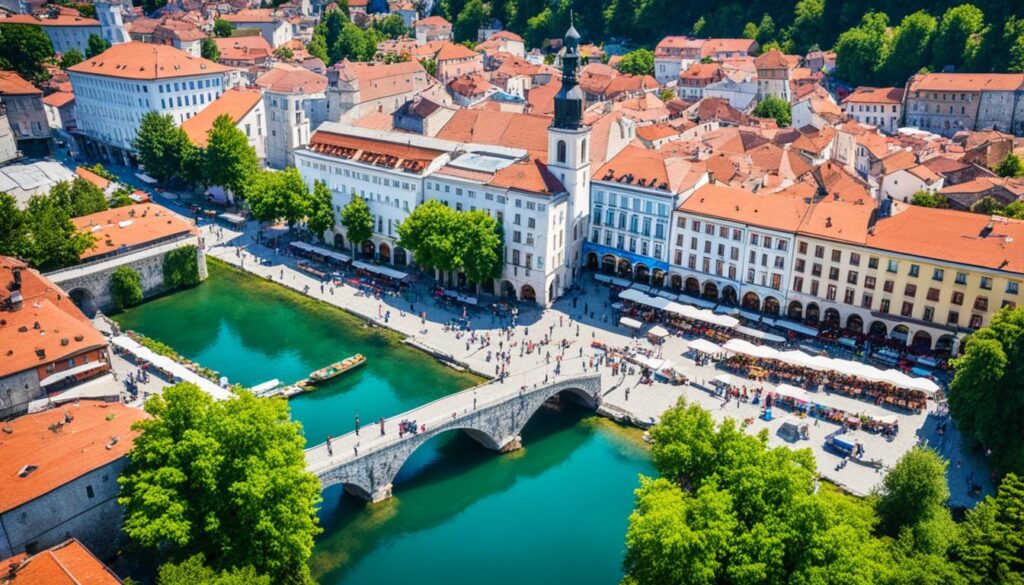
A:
[201,37,220,61]
[339,193,373,251]
[134,112,198,184]
[110,266,144,310]
[751,95,791,126]
[396,200,505,284]
[246,168,310,226]
[949,306,1024,476]
[307,180,336,239]
[20,192,95,271]
[86,33,110,58]
[50,178,108,218]
[911,191,950,208]
[204,114,259,199]
[214,18,233,38]
[454,0,490,42]
[0,24,55,82]
[59,48,85,69]
[620,398,1014,585]
[157,555,271,585]
[310,10,381,65]
[118,383,321,584]
[617,49,655,76]
[996,153,1024,178]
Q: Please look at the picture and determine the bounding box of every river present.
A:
[114,260,653,584]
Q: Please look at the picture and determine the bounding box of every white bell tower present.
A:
[547,17,591,292]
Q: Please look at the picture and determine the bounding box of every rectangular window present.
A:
[909,264,920,277]
[923,307,934,322]
[828,267,840,281]
[981,277,992,290]
[905,284,917,297]
[947,311,960,325]
[849,253,860,267]
[812,263,822,277]
[864,276,876,289]
[868,257,879,269]
[883,280,894,293]
[847,271,858,285]
[926,288,940,301]
[798,241,807,254]
[862,293,873,308]
[826,285,837,301]
[1009,281,1020,295]
[795,259,805,272]
[887,259,899,273]
[831,250,841,262]
[974,297,988,311]
[901,302,914,317]
[955,272,967,284]
[814,245,824,258]
[880,299,890,313]
[932,268,944,281]
[844,289,855,304]
[793,276,803,292]
[952,291,964,305]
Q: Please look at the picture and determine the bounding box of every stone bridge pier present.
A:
[309,374,603,503]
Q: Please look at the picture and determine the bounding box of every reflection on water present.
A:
[114,260,653,584]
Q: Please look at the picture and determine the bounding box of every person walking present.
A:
[379,417,385,436]
[355,413,360,435]
[326,435,333,456]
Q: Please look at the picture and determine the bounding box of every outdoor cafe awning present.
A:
[769,319,819,337]
[774,383,814,402]
[353,260,409,281]
[648,325,670,338]
[620,317,643,329]
[734,325,786,344]
[290,241,351,264]
[687,339,723,354]
[39,361,108,387]
[218,212,246,225]
[443,290,479,305]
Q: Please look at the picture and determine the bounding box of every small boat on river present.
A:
[309,354,366,382]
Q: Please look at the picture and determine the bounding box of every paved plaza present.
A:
[189,219,992,505]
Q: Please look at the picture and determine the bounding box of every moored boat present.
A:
[309,354,366,382]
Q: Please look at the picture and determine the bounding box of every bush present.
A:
[163,245,200,289]
[110,266,143,309]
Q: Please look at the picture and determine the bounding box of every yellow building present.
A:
[787,203,1022,356]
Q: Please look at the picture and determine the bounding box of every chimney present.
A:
[825,216,832,228]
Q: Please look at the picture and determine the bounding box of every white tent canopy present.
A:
[721,339,937,395]
[648,325,670,338]
[620,317,643,329]
[734,325,786,344]
[774,383,814,402]
[290,241,351,264]
[353,260,408,281]
[768,319,818,337]
[688,339,723,354]
[111,336,232,400]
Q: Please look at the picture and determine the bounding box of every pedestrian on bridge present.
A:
[326,435,334,456]
[379,417,385,435]
[355,414,360,435]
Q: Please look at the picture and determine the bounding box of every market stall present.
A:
[619,316,643,330]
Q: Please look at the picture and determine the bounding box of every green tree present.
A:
[618,48,654,76]
[306,180,336,239]
[201,37,220,61]
[110,266,144,309]
[246,168,309,227]
[86,33,110,58]
[754,13,777,47]
[454,0,490,42]
[658,88,675,102]
[955,473,1024,585]
[21,193,95,271]
[834,11,890,86]
[787,0,825,54]
[0,193,27,259]
[118,383,321,584]
[203,114,259,200]
[86,163,117,182]
[876,447,957,555]
[1000,200,1024,219]
[157,555,271,585]
[883,11,937,85]
[933,4,986,71]
[163,245,201,289]
[111,186,134,208]
[973,196,1004,215]
[59,48,84,69]
[949,306,1024,475]
[752,95,791,126]
[911,191,950,208]
[214,18,233,38]
[340,193,373,253]
[1005,17,1024,73]
[420,57,437,77]
[995,152,1024,177]
[49,178,108,218]
[0,24,55,81]
[372,13,409,40]
[142,0,167,14]
[397,199,457,270]
[273,45,294,60]
[134,112,197,184]
[455,210,503,284]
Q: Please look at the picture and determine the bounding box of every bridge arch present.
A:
[68,288,98,318]
[311,375,602,502]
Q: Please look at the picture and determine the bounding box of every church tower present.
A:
[547,19,592,290]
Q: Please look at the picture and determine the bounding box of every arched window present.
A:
[581,138,588,163]
[556,140,566,163]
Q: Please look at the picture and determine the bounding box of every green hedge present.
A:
[110,266,143,309]
[163,245,200,289]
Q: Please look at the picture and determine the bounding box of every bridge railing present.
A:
[304,361,600,471]
[44,233,200,279]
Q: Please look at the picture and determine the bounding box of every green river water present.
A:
[113,260,654,584]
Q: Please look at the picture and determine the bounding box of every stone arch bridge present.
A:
[305,374,603,502]
[45,236,205,315]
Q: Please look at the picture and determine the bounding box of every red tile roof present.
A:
[181,88,262,146]
[842,86,904,105]
[214,36,272,63]
[68,42,230,80]
[42,91,74,107]
[75,166,111,190]
[488,158,564,195]
[3,13,99,26]
[219,8,277,23]
[0,257,88,323]
[73,203,198,260]
[0,403,146,514]
[910,72,1024,92]
[307,130,444,174]
[0,299,106,380]
[436,41,479,62]
[436,109,550,158]
[0,71,41,95]
[680,183,810,231]
[414,15,451,28]
[597,145,708,194]
[0,539,122,584]
[255,63,326,93]
[868,207,1024,273]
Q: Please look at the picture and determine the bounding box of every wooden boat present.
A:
[309,354,366,382]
